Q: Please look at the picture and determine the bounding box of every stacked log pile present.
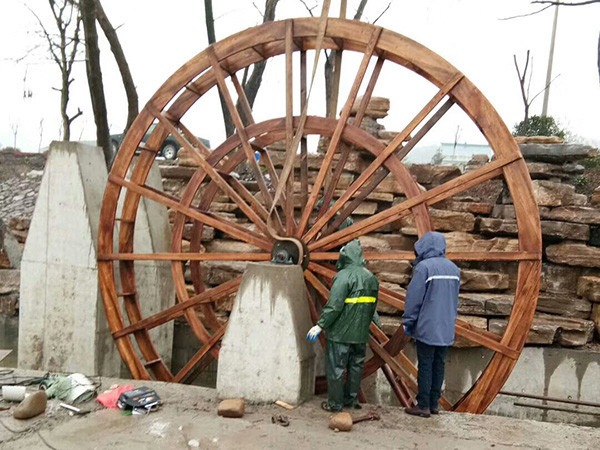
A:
[165,101,600,349]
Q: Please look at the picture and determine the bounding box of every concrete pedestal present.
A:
[217,263,315,405]
[18,142,173,376]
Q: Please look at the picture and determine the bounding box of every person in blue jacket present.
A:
[403,232,460,418]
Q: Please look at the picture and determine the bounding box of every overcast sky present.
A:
[1,0,599,158]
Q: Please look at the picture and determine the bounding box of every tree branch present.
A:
[533,0,600,5]
[372,2,390,24]
[94,0,138,135]
[500,4,553,20]
[353,0,368,20]
[298,0,317,16]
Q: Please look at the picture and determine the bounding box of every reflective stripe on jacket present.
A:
[317,240,379,344]
[403,232,460,346]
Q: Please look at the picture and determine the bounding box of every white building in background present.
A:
[434,142,492,169]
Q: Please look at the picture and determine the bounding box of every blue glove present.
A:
[306,325,322,341]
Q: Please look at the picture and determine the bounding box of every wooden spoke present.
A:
[310,251,540,262]
[297,27,383,237]
[310,155,520,252]
[207,46,282,231]
[304,75,463,243]
[216,169,270,221]
[113,277,241,339]
[230,72,254,126]
[149,106,274,237]
[285,20,296,235]
[369,337,416,387]
[304,269,330,304]
[300,49,309,207]
[173,119,211,157]
[381,363,413,407]
[174,325,226,383]
[108,174,272,251]
[99,253,270,262]
[317,56,386,222]
[323,99,454,236]
[305,282,327,349]
[251,144,286,206]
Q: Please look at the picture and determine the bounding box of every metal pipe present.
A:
[514,402,600,417]
[500,390,600,408]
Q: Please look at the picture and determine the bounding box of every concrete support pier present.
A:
[18,142,173,376]
[217,262,315,405]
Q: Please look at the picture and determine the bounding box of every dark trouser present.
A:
[325,340,366,411]
[416,340,448,411]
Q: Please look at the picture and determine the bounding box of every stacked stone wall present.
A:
[1,110,600,354]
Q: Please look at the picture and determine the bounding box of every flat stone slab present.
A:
[518,143,598,163]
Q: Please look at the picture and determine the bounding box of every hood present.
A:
[413,231,446,266]
[336,239,365,271]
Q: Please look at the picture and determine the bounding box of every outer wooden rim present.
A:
[97,18,541,412]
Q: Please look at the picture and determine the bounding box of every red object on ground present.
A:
[96,385,134,409]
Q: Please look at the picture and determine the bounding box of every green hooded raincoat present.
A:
[317,240,380,343]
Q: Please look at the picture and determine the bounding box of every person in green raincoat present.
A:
[306,239,381,412]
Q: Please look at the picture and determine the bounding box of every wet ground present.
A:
[1,368,600,449]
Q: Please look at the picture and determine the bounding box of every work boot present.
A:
[404,406,430,418]
[321,401,342,413]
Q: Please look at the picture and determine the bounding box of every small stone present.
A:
[531,180,576,207]
[401,209,475,232]
[454,315,487,347]
[329,412,353,431]
[577,276,600,303]
[408,164,461,186]
[591,304,600,336]
[177,147,200,167]
[536,292,592,319]
[460,270,509,292]
[546,244,600,268]
[514,135,564,144]
[489,314,594,346]
[350,96,390,119]
[217,398,245,418]
[13,390,47,420]
[545,207,600,225]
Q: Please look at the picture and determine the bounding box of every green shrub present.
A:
[573,176,589,189]
[513,115,566,139]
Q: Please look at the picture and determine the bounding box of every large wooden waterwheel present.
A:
[98,18,541,414]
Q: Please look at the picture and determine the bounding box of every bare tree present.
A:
[28,0,83,141]
[503,1,600,83]
[10,122,19,149]
[38,119,45,151]
[93,0,138,135]
[81,0,111,165]
[514,50,560,122]
[205,0,280,137]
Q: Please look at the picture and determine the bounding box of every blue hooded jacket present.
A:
[403,232,460,346]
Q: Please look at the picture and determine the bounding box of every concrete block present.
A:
[18,142,174,376]
[217,263,315,405]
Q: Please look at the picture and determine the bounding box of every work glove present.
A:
[306,325,322,341]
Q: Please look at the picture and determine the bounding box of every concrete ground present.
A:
[1,369,599,449]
